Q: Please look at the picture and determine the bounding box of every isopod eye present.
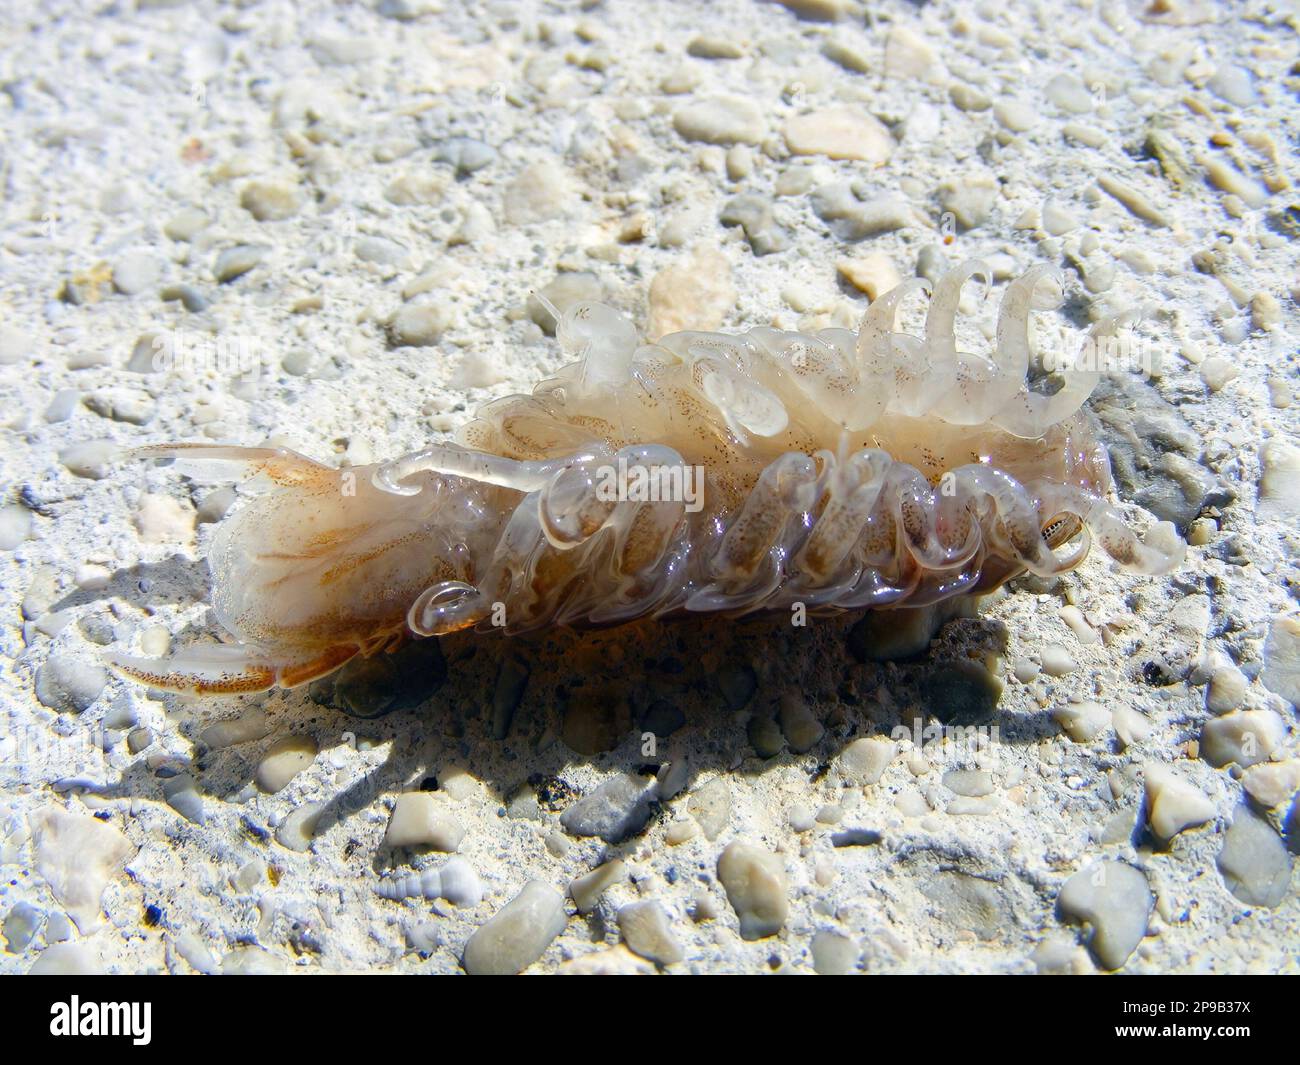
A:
[1041,512,1083,548]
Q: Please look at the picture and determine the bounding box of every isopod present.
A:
[108,260,1184,694]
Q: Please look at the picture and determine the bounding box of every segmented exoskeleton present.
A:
[108,261,1184,694]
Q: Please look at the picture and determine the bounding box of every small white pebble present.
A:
[74,564,112,591]
[1041,199,1079,235]
[1206,664,1248,713]
[1039,643,1077,677]
[1143,762,1216,840]
[1200,356,1239,392]
[139,626,171,657]
[255,734,318,793]
[1054,700,1111,743]
[1058,606,1099,645]
[717,842,789,940]
[1012,657,1041,683]
[383,792,465,851]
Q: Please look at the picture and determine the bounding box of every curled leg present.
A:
[373,442,607,498]
[688,451,820,612]
[408,580,492,637]
[927,262,1061,426]
[793,448,892,584]
[947,465,1090,577]
[892,463,983,571]
[691,353,789,442]
[992,306,1142,438]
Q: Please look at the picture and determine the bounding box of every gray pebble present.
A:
[450,201,495,246]
[1056,861,1152,970]
[35,654,107,712]
[377,0,439,19]
[112,252,161,296]
[747,712,784,758]
[78,615,116,645]
[462,880,566,976]
[949,82,992,112]
[240,181,300,221]
[830,827,882,847]
[30,942,103,975]
[1208,65,1255,107]
[720,195,791,256]
[837,737,895,786]
[673,95,765,145]
[214,245,268,283]
[640,699,684,739]
[1200,710,1284,769]
[160,284,209,313]
[44,912,72,944]
[1261,615,1300,708]
[255,735,317,793]
[503,161,572,225]
[569,859,627,913]
[0,324,33,364]
[162,774,206,824]
[355,236,412,269]
[83,391,153,425]
[163,207,210,242]
[716,661,757,709]
[492,653,530,739]
[775,0,849,20]
[811,184,911,241]
[810,929,859,974]
[433,137,497,176]
[687,36,743,59]
[821,38,871,74]
[1218,807,1292,908]
[126,334,161,372]
[1044,73,1094,114]
[387,303,453,347]
[656,758,690,801]
[3,902,42,953]
[725,144,754,181]
[559,773,655,843]
[994,98,1038,132]
[777,691,823,752]
[944,769,995,797]
[618,900,683,965]
[938,173,999,230]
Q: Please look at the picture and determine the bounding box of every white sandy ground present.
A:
[0,0,1297,973]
